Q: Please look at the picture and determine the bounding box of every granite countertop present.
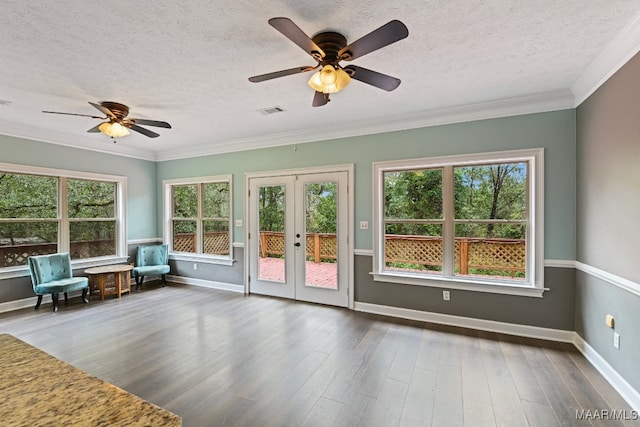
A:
[0,334,181,427]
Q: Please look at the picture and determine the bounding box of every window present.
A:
[164,175,233,265]
[0,163,127,274]
[373,149,544,297]
[68,179,118,259]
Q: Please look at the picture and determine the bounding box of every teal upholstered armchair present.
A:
[28,253,89,312]
[132,245,170,289]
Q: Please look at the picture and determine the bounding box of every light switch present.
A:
[359,221,369,230]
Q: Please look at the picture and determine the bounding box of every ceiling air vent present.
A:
[258,106,285,115]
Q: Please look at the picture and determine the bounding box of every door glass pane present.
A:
[258,185,285,283]
[304,181,338,289]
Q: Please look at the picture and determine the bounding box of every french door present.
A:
[248,171,349,307]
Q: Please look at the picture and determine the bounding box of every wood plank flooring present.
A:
[0,283,637,427]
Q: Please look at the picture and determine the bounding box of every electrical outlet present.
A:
[193,263,198,271]
[443,290,450,301]
[614,332,620,349]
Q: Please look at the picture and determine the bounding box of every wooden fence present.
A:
[173,232,230,255]
[259,231,337,263]
[259,231,525,275]
[0,239,115,268]
[2,232,525,276]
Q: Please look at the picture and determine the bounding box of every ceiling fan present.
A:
[249,17,409,107]
[42,101,171,139]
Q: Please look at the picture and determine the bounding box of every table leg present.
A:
[115,272,122,298]
[98,275,105,300]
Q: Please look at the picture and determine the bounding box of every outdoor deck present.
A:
[258,257,338,289]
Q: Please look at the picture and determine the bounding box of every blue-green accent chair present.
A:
[28,253,89,312]
[133,245,170,289]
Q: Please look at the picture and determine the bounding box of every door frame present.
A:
[244,164,355,309]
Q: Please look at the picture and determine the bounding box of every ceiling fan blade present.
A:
[312,91,329,107]
[86,124,102,133]
[42,110,104,119]
[128,124,160,138]
[89,102,117,119]
[339,20,408,61]
[249,66,316,83]
[343,65,401,91]
[129,118,172,128]
[268,17,325,59]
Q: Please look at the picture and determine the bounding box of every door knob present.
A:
[294,242,301,247]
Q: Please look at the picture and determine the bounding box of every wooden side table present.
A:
[84,265,133,300]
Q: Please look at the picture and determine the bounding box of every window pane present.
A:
[67,179,116,218]
[455,223,525,280]
[0,222,58,267]
[384,223,443,273]
[173,185,198,218]
[0,173,57,219]
[203,220,229,255]
[173,220,196,253]
[203,182,229,219]
[384,169,442,220]
[454,163,527,220]
[69,221,115,259]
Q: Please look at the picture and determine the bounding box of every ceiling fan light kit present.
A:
[249,17,409,107]
[98,121,130,138]
[308,65,351,93]
[42,101,171,141]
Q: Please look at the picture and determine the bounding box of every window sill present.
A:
[0,256,130,280]
[371,272,546,298]
[169,253,235,266]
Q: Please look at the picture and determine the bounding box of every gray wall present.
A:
[355,256,575,330]
[576,51,640,392]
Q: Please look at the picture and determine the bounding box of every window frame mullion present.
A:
[197,183,204,254]
[442,166,455,276]
[58,177,70,253]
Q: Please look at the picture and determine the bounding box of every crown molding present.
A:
[572,9,640,107]
[155,90,575,161]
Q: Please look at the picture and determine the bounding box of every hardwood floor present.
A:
[0,283,637,427]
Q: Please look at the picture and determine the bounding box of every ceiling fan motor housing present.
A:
[312,32,349,65]
[100,101,129,119]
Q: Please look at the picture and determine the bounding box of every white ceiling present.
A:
[1,1,639,161]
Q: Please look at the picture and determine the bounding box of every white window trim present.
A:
[163,174,234,266]
[0,162,127,280]
[372,148,545,297]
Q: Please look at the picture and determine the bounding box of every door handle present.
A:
[294,242,301,247]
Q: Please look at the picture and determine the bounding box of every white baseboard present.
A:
[354,302,574,342]
[573,334,640,412]
[166,275,245,294]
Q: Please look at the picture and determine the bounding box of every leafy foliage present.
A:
[383,163,527,239]
[305,182,337,234]
[258,185,285,232]
[1,173,117,246]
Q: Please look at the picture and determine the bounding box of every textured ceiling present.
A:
[1,1,639,160]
